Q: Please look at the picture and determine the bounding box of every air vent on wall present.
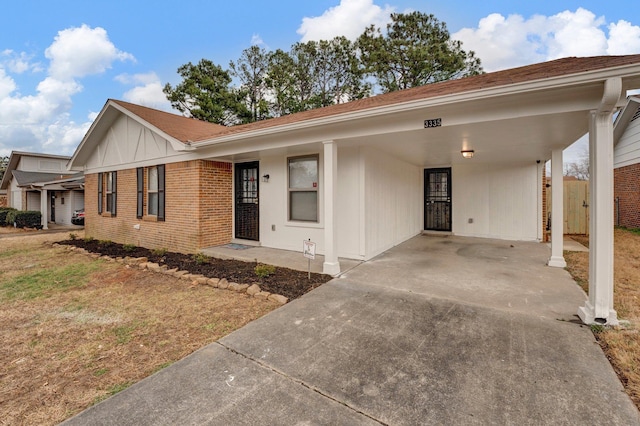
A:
[631,105,640,123]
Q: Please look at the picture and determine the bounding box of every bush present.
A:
[5,210,41,228]
[254,263,276,279]
[0,207,17,226]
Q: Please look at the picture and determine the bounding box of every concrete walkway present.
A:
[63,235,639,425]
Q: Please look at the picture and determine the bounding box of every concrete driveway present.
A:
[63,235,640,425]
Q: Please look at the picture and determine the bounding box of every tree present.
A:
[313,37,370,107]
[564,147,589,180]
[264,38,370,116]
[229,46,271,122]
[358,11,483,93]
[0,155,8,182]
[163,59,250,125]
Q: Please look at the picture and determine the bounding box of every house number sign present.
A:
[424,118,442,128]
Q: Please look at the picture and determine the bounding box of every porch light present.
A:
[262,174,270,182]
[461,150,474,159]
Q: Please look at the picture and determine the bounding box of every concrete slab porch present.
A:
[201,243,362,275]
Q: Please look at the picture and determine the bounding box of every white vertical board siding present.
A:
[258,147,363,259]
[27,192,40,212]
[453,163,539,241]
[54,191,73,224]
[9,179,22,209]
[615,116,640,168]
[336,146,363,259]
[73,191,85,212]
[258,153,325,254]
[364,147,422,260]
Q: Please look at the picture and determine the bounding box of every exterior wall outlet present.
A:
[133,224,141,230]
[271,224,276,231]
[468,218,473,224]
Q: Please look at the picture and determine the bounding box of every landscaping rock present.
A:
[196,277,209,285]
[234,284,249,292]
[217,278,229,289]
[173,270,189,278]
[246,284,261,296]
[207,278,220,287]
[268,294,288,305]
[255,291,271,300]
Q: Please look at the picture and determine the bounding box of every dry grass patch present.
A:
[564,228,640,409]
[0,231,278,425]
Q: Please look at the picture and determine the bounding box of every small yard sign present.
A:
[303,239,316,260]
[303,239,316,280]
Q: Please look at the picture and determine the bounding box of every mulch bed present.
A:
[58,239,332,300]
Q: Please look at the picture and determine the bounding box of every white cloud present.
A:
[251,34,265,47]
[297,0,395,42]
[118,72,171,111]
[45,24,134,80]
[0,24,136,156]
[0,68,17,98]
[1,49,41,74]
[453,8,640,72]
[608,20,640,54]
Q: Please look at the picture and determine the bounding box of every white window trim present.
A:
[287,154,320,223]
[147,166,158,216]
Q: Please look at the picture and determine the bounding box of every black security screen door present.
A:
[424,168,452,231]
[235,162,259,241]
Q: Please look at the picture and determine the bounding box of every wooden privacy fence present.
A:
[545,180,589,235]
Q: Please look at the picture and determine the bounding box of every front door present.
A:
[50,193,56,222]
[235,162,259,241]
[424,168,452,231]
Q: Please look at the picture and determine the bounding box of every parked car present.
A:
[71,209,85,226]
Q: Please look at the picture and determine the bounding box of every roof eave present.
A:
[190,61,640,150]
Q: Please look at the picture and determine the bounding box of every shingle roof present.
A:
[111,100,226,143]
[12,170,79,186]
[112,55,640,144]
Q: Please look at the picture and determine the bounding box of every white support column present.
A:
[548,148,566,267]
[323,140,340,275]
[578,77,621,325]
[40,189,48,230]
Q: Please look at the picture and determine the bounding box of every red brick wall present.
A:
[0,193,6,207]
[85,160,233,253]
[615,163,640,229]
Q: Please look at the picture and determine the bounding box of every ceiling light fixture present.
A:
[461,150,474,159]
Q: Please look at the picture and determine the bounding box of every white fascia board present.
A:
[81,151,227,175]
[190,62,640,150]
[68,101,114,171]
[614,96,640,145]
[107,102,190,153]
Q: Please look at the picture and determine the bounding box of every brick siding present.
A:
[85,160,233,253]
[0,193,6,207]
[615,163,640,229]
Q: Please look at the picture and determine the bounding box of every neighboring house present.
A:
[0,151,84,227]
[69,55,640,325]
[614,96,640,228]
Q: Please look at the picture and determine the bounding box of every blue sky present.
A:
[1,0,640,159]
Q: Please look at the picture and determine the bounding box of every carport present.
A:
[189,56,640,325]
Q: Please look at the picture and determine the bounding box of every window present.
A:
[105,171,117,215]
[138,165,165,221]
[288,155,318,222]
[148,167,158,216]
